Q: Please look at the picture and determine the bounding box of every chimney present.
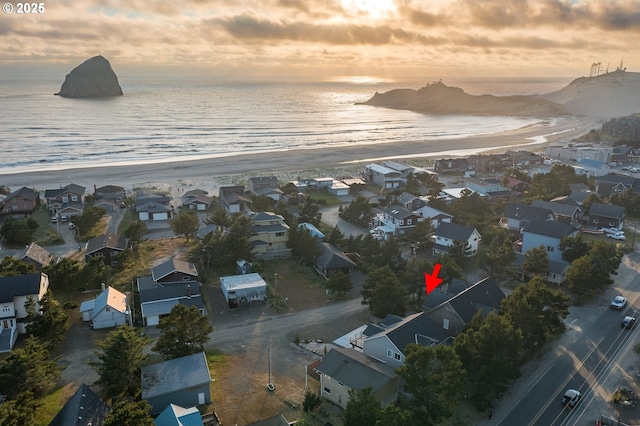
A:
[187,284,191,299]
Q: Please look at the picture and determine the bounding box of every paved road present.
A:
[320,205,369,237]
[493,254,640,426]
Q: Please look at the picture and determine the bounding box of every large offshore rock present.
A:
[55,56,123,98]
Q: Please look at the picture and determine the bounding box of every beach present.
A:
[0,115,598,193]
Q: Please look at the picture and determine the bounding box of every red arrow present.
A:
[424,263,444,295]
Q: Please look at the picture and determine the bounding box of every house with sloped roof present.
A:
[219,185,252,214]
[154,403,205,426]
[423,277,506,335]
[0,186,40,215]
[315,242,356,278]
[434,158,475,176]
[396,192,427,211]
[248,176,283,201]
[365,163,403,189]
[316,347,399,409]
[48,384,109,426]
[142,352,212,414]
[93,184,125,211]
[249,211,291,259]
[182,189,213,211]
[413,204,453,229]
[432,222,481,257]
[79,286,129,329]
[577,158,610,177]
[373,206,424,240]
[246,413,290,426]
[44,183,86,216]
[219,273,267,308]
[521,219,577,262]
[135,190,172,221]
[85,233,128,267]
[298,222,325,240]
[502,202,554,231]
[18,242,54,270]
[152,258,199,284]
[595,174,640,198]
[514,252,569,285]
[0,272,49,352]
[531,199,582,224]
[464,178,512,201]
[588,202,626,230]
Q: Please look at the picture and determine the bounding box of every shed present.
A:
[219,273,267,308]
[79,286,128,329]
[142,352,212,414]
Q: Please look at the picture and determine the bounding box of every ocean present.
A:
[0,76,572,176]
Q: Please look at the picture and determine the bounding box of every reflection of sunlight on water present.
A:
[330,76,396,85]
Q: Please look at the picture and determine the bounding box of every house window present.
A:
[338,382,344,387]
[2,306,10,313]
[394,352,401,361]
[62,196,68,203]
[407,219,412,225]
[387,349,393,358]
[323,387,331,394]
[547,246,554,252]
[182,276,191,281]
[443,318,449,330]
[275,232,284,237]
[71,195,78,202]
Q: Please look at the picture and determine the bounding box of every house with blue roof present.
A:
[577,158,610,177]
[154,403,204,426]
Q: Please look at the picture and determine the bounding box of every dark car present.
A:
[562,389,582,407]
[622,316,636,329]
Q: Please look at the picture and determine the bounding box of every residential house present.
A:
[577,158,611,177]
[93,184,125,211]
[316,347,399,409]
[153,258,199,284]
[0,272,49,352]
[79,286,129,329]
[219,273,267,308]
[432,222,481,257]
[514,252,569,285]
[413,205,453,229]
[181,189,213,211]
[521,219,577,262]
[18,242,54,270]
[154,404,204,426]
[396,192,427,211]
[588,202,626,230]
[372,206,424,239]
[248,176,283,201]
[141,352,212,414]
[382,160,433,181]
[85,233,128,267]
[48,384,110,426]
[135,191,172,221]
[434,158,475,176]
[360,312,449,369]
[501,203,554,231]
[365,164,403,189]
[249,211,291,259]
[0,186,40,215]
[610,145,637,164]
[219,185,252,214]
[464,178,511,201]
[315,242,356,278]
[467,154,509,173]
[493,175,531,196]
[438,187,479,203]
[298,222,325,240]
[531,200,582,224]
[328,180,351,196]
[506,150,543,167]
[595,174,640,198]
[423,277,506,335]
[44,183,86,217]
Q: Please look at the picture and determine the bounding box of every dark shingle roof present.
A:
[447,277,506,323]
[85,233,128,255]
[0,273,46,303]
[151,258,198,281]
[589,202,626,219]
[434,222,477,241]
[5,186,39,201]
[315,347,397,392]
[383,312,449,352]
[48,384,109,426]
[141,352,211,400]
[531,200,581,217]
[316,242,356,270]
[139,282,201,303]
[523,219,576,239]
[504,203,553,221]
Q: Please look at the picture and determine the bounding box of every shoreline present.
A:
[0,115,598,192]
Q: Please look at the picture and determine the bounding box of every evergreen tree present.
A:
[152,304,213,359]
[0,391,40,426]
[25,290,69,348]
[362,265,406,318]
[91,326,150,400]
[344,386,380,426]
[123,220,148,249]
[0,257,36,277]
[559,234,591,263]
[170,210,200,242]
[104,399,154,426]
[480,229,515,279]
[325,271,352,298]
[522,245,549,278]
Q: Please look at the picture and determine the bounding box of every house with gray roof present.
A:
[142,352,212,414]
[316,347,399,409]
[152,258,199,284]
[79,286,129,329]
[588,202,626,230]
[48,384,109,426]
[423,277,506,335]
[0,272,49,352]
[248,176,283,201]
[432,222,481,257]
[219,273,267,308]
[365,163,403,189]
[531,199,582,224]
[44,183,86,216]
[396,192,427,211]
[595,174,640,198]
[85,233,128,267]
[315,242,356,278]
[521,219,577,262]
[249,211,291,259]
[18,242,54,270]
[94,184,126,211]
[414,204,453,229]
[514,252,569,285]
[372,206,424,240]
[502,202,554,231]
[219,185,252,214]
[0,186,40,215]
[182,189,213,211]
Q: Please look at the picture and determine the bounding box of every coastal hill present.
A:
[361,71,640,118]
[359,81,568,117]
[539,70,640,118]
[55,55,123,98]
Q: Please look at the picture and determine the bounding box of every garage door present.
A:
[153,212,169,220]
[139,212,149,221]
[146,316,159,326]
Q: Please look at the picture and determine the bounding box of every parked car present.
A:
[51,215,57,223]
[603,227,623,235]
[622,316,636,329]
[60,214,69,223]
[68,222,75,230]
[562,389,582,407]
[611,295,628,310]
[607,232,626,241]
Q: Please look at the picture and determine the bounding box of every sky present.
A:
[1,0,639,81]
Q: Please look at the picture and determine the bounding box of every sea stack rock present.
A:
[55,55,123,98]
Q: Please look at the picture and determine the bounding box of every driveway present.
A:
[320,205,369,237]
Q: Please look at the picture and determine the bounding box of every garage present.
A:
[151,212,169,221]
[138,211,150,221]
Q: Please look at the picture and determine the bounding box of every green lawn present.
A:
[307,191,341,206]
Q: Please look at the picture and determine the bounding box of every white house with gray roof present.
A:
[432,222,481,257]
[142,352,212,414]
[316,347,399,409]
[365,164,403,189]
[79,286,129,329]
[219,273,267,308]
[521,219,577,262]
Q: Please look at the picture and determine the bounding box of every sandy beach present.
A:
[0,115,599,193]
